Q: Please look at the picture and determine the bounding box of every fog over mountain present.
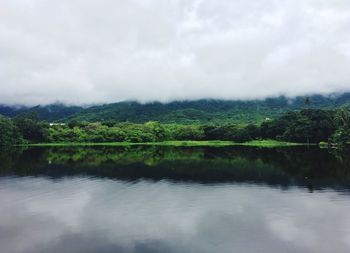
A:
[1,0,350,105]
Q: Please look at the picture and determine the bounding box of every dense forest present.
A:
[64,94,350,124]
[0,104,83,121]
[2,93,350,124]
[1,107,350,147]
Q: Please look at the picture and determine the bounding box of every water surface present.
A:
[1,146,350,253]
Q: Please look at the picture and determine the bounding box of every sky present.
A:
[1,0,350,105]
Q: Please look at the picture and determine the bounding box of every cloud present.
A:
[0,0,350,105]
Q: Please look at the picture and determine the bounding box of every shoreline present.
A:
[19,140,310,148]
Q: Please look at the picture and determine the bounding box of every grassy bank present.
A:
[22,140,307,148]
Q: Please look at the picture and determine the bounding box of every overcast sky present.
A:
[1,0,350,105]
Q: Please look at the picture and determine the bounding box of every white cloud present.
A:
[0,0,350,105]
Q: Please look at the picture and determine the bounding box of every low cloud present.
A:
[1,0,350,105]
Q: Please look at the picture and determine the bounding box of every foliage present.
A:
[1,106,350,147]
[260,109,336,143]
[63,93,350,124]
[0,115,22,146]
[2,93,350,125]
[48,122,204,143]
[329,107,350,146]
[13,112,49,143]
[0,104,82,121]
[38,108,346,145]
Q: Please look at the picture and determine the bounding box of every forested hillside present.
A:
[65,93,350,124]
[1,93,350,124]
[0,104,83,121]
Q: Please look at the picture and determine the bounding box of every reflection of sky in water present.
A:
[1,177,350,253]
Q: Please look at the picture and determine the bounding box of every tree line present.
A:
[1,108,350,146]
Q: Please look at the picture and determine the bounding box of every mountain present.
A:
[64,93,350,124]
[0,104,83,122]
[2,93,350,124]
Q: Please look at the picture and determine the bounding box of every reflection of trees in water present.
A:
[0,148,23,174]
[46,146,205,166]
[1,146,350,188]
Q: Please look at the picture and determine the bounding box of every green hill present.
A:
[0,104,83,121]
[2,93,350,124]
[65,93,350,124]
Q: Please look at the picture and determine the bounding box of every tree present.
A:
[172,125,204,140]
[330,107,350,146]
[0,116,22,146]
[13,112,49,143]
[144,121,167,141]
[334,107,350,127]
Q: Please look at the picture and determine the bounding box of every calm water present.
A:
[1,146,350,253]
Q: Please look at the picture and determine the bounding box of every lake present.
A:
[1,146,350,253]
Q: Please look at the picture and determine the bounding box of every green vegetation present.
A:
[24,140,301,148]
[0,112,49,147]
[12,112,49,143]
[0,104,83,121]
[1,107,350,148]
[0,115,22,147]
[240,140,304,147]
[63,94,350,124]
[2,93,350,124]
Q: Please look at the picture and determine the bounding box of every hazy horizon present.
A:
[1,0,350,105]
[2,91,350,108]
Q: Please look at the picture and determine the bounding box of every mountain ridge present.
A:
[2,93,350,124]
